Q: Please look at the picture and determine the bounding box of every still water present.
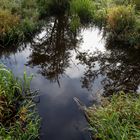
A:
[0,16,140,140]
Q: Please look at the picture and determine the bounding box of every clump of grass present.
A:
[0,64,39,139]
[70,15,81,32]
[91,0,140,47]
[87,93,140,140]
[0,9,20,44]
[37,0,95,26]
[0,10,20,33]
[107,5,136,33]
[104,5,140,46]
[70,0,95,23]
[0,0,20,12]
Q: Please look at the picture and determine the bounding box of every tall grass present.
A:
[37,0,95,25]
[107,5,136,32]
[0,64,39,139]
[87,93,140,140]
[70,0,95,23]
[0,0,41,46]
[105,5,137,45]
[0,9,20,35]
[1,0,139,47]
[91,0,140,47]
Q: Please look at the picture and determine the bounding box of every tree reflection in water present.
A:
[77,47,140,96]
[27,16,79,85]
[1,16,139,96]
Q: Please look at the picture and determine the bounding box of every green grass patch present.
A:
[70,0,95,23]
[87,93,140,140]
[0,65,40,139]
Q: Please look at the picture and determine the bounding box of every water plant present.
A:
[0,64,40,139]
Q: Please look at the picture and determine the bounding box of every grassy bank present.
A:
[0,65,39,139]
[37,0,95,27]
[92,0,140,47]
[0,0,41,46]
[87,93,140,140]
[37,0,140,47]
[1,0,139,47]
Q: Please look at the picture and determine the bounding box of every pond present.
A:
[0,16,140,140]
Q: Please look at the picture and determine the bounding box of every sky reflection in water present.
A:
[0,16,140,140]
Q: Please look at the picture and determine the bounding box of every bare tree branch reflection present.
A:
[77,47,140,96]
[26,15,79,85]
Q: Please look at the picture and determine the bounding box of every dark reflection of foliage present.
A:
[0,31,40,59]
[0,44,27,59]
[27,15,79,84]
[77,47,140,96]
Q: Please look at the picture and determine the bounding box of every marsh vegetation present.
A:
[87,93,140,140]
[0,0,41,46]
[0,0,140,139]
[0,65,39,139]
[0,0,140,47]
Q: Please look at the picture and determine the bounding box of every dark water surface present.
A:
[0,16,140,140]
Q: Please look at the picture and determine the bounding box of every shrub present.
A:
[105,5,138,45]
[70,15,81,32]
[0,9,20,35]
[107,5,136,33]
[87,93,140,140]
